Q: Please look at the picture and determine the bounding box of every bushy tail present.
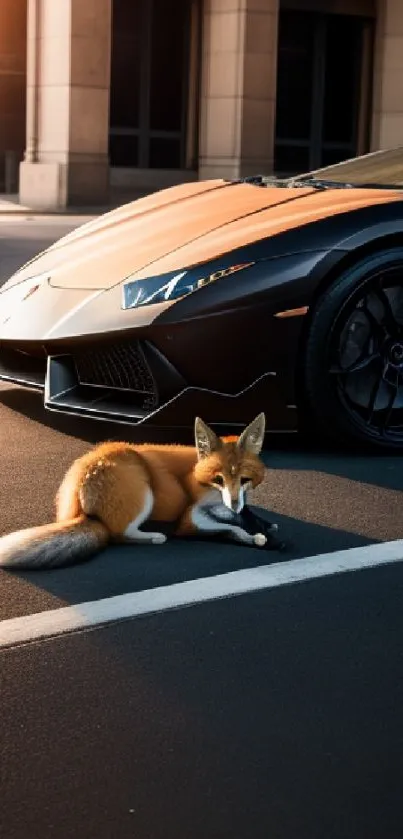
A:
[0,516,109,570]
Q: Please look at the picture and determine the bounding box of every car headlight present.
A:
[122,262,255,311]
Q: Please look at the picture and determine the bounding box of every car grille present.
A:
[73,341,158,407]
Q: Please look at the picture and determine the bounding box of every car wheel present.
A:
[303,247,403,450]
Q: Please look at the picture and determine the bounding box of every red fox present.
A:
[0,413,272,570]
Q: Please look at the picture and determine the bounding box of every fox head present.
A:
[193,413,266,513]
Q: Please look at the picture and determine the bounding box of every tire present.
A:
[303,247,403,451]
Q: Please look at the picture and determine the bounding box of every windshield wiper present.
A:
[231,174,403,191]
[229,174,355,190]
[286,177,355,189]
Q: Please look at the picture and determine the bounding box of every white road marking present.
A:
[1,539,403,649]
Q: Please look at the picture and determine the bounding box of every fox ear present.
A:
[237,412,266,455]
[194,417,221,460]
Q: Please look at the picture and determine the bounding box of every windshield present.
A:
[293,146,403,188]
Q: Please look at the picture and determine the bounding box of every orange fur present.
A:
[0,413,267,569]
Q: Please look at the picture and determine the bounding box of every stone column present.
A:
[371,0,403,150]
[20,0,112,209]
[199,0,279,181]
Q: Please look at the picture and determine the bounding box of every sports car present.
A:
[1,146,403,450]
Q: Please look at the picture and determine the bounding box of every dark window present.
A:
[275,9,373,176]
[320,147,354,168]
[109,1,143,129]
[150,0,188,133]
[322,17,361,145]
[109,0,194,169]
[109,134,139,168]
[149,137,181,169]
[274,144,310,175]
[275,11,314,142]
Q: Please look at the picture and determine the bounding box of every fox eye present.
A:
[212,474,224,486]
[240,476,250,486]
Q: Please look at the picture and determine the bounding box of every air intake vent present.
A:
[73,341,157,407]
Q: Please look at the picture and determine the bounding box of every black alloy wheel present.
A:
[303,248,403,450]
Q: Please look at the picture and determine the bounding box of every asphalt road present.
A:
[3,565,403,839]
[2,215,403,839]
[1,376,403,620]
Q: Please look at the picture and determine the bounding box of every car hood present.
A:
[2,179,401,292]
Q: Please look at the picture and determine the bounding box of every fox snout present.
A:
[222,485,245,514]
[230,499,243,513]
[230,495,243,513]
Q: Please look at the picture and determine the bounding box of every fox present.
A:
[0,412,277,570]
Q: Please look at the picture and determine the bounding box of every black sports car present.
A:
[1,146,403,450]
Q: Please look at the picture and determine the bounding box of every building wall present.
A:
[12,0,403,208]
[20,0,111,208]
[371,0,403,151]
[198,0,279,181]
[0,0,27,191]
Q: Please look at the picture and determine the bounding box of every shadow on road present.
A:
[0,385,194,446]
[263,449,403,492]
[0,507,377,621]
[1,385,403,494]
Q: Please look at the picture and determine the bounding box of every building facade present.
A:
[0,0,26,191]
[1,0,402,208]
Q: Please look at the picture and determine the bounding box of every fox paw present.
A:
[151,533,167,545]
[253,532,267,547]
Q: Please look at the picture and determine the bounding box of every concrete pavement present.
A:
[0,190,147,217]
